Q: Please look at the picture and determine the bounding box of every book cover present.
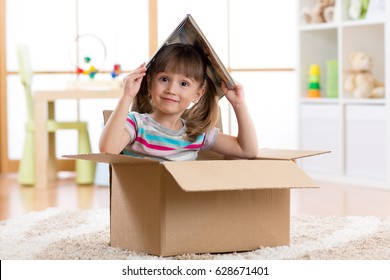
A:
[147,14,235,99]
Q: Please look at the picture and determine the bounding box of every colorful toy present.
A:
[111,64,122,78]
[76,56,98,79]
[69,34,107,79]
[348,0,370,20]
[326,60,338,98]
[307,64,321,98]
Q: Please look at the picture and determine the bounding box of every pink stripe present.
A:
[127,117,136,129]
[135,137,175,151]
[185,144,202,149]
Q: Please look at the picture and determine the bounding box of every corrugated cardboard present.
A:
[65,110,330,256]
[65,149,327,256]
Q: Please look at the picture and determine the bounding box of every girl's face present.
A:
[149,71,205,116]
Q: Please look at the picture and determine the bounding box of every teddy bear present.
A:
[301,0,335,24]
[344,52,385,98]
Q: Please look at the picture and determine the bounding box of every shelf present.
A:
[300,98,386,105]
[341,98,386,105]
[299,16,385,31]
[298,0,389,187]
[300,22,338,31]
[341,18,385,27]
[300,98,339,104]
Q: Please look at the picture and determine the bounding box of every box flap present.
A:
[257,148,330,160]
[163,160,316,192]
[63,153,155,164]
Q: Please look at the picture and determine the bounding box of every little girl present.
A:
[99,43,258,160]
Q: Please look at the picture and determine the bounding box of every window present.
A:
[6,0,148,159]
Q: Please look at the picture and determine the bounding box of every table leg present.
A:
[34,99,49,189]
[48,102,57,181]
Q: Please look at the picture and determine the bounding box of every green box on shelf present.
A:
[326,59,338,98]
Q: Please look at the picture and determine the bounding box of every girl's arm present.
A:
[210,82,259,159]
[99,63,147,154]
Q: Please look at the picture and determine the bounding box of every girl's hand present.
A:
[212,81,258,159]
[221,81,246,108]
[123,63,147,99]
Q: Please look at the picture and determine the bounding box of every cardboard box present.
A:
[64,13,330,256]
[66,148,327,256]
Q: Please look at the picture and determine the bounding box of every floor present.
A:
[1,172,390,221]
[0,172,110,221]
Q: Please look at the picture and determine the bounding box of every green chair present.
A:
[16,44,95,185]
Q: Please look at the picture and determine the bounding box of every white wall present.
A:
[6,0,298,159]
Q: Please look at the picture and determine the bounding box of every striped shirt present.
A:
[123,112,219,161]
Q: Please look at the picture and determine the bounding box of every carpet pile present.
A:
[1,208,389,260]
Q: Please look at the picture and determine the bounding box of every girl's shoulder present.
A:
[127,111,149,122]
[127,112,158,131]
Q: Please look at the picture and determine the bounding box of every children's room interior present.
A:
[1,0,390,262]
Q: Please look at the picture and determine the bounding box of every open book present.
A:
[147,14,235,99]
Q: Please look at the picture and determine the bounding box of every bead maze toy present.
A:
[111,64,122,78]
[69,34,107,79]
[76,56,99,79]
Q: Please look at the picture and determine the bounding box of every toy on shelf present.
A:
[326,59,338,98]
[344,51,385,98]
[348,0,370,20]
[307,64,321,98]
[111,64,122,78]
[69,34,107,79]
[301,0,335,24]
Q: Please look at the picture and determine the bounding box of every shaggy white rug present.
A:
[1,208,390,260]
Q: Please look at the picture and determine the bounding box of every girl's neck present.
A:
[149,111,184,131]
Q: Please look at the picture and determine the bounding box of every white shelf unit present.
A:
[297,0,390,188]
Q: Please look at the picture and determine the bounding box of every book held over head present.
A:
[147,14,235,99]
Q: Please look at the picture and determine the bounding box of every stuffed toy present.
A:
[348,0,370,20]
[344,52,385,98]
[301,0,335,24]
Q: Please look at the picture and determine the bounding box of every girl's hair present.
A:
[131,43,219,142]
